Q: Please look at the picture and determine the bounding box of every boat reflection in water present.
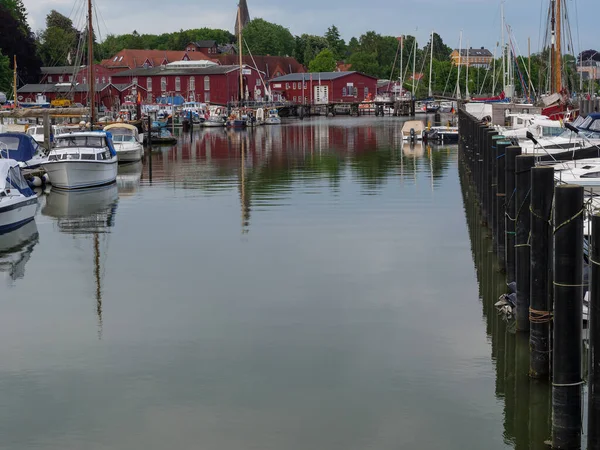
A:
[42,184,119,336]
[0,220,39,286]
[116,160,143,196]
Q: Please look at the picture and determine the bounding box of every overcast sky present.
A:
[22,0,599,55]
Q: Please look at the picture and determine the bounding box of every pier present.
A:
[458,106,600,449]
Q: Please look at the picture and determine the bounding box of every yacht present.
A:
[0,159,38,232]
[0,133,48,168]
[41,131,118,189]
[204,106,226,127]
[103,123,143,162]
[264,108,282,125]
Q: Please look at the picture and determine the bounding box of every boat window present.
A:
[542,127,564,137]
[589,120,600,132]
[580,116,594,129]
[112,133,136,142]
[0,136,21,151]
[581,171,600,178]
[55,136,106,148]
[572,116,585,127]
[81,153,95,160]
[48,154,59,161]
[8,166,30,191]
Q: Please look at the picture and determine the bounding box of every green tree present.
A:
[324,25,346,60]
[293,34,328,65]
[37,10,79,66]
[0,2,40,84]
[422,32,452,62]
[308,48,336,72]
[242,18,294,56]
[0,49,11,94]
[348,51,379,77]
[0,0,29,35]
[347,37,359,54]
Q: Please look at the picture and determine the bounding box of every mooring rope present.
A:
[529,307,553,324]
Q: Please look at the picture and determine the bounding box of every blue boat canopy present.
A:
[0,133,40,163]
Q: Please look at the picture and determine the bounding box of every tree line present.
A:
[0,0,597,99]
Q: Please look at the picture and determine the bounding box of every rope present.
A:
[553,381,585,387]
[529,307,553,324]
[554,208,585,235]
[590,257,600,267]
[496,154,505,159]
[515,243,530,248]
[515,189,531,222]
[529,204,552,225]
[553,281,588,288]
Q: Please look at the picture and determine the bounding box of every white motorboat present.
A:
[401,120,425,141]
[553,158,600,187]
[264,108,282,125]
[103,123,143,162]
[203,105,226,127]
[25,124,69,145]
[41,131,118,190]
[0,159,38,233]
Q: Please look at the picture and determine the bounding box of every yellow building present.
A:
[451,47,493,68]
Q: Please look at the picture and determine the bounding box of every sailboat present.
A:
[40,0,118,189]
[226,3,248,129]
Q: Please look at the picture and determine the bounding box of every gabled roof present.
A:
[18,83,113,93]
[41,66,85,75]
[454,48,493,57]
[111,65,249,78]
[216,54,305,78]
[191,40,217,48]
[270,71,377,82]
[100,49,214,70]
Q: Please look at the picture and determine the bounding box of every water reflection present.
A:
[42,184,119,337]
[459,153,551,449]
[0,220,39,286]
[144,119,456,231]
[117,161,143,196]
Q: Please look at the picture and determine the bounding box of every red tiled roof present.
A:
[101,49,215,71]
[336,62,352,72]
[216,54,305,78]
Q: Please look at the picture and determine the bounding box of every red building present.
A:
[40,65,114,85]
[110,61,264,105]
[216,55,305,80]
[100,49,215,73]
[269,71,378,104]
[185,40,221,55]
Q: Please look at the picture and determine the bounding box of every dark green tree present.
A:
[308,48,336,72]
[37,10,79,66]
[348,52,379,77]
[324,25,346,60]
[242,18,294,56]
[0,49,11,94]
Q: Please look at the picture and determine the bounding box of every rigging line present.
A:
[387,37,402,93]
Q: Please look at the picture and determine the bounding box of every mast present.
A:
[555,0,562,93]
[456,31,462,99]
[465,40,470,100]
[501,1,506,93]
[428,31,434,98]
[13,55,18,108]
[94,233,102,338]
[492,44,497,95]
[412,37,416,98]
[87,0,96,125]
[399,35,404,94]
[237,4,243,104]
[550,0,556,93]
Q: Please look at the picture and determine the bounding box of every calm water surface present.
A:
[0,117,544,449]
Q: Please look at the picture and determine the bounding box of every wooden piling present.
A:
[529,166,554,379]
[505,145,522,286]
[495,140,511,269]
[515,155,536,332]
[589,213,600,450]
[485,130,499,233]
[552,184,583,450]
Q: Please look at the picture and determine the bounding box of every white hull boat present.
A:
[41,132,118,189]
[0,159,38,233]
[264,108,282,125]
[401,120,425,141]
[103,123,143,162]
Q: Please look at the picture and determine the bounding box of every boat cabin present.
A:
[49,132,117,161]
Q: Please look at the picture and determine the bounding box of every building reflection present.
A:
[143,120,457,231]
[0,220,39,286]
[42,184,119,337]
[459,156,551,450]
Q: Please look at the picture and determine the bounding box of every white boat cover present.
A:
[0,159,21,191]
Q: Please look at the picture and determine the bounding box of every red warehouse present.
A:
[110,61,265,105]
[269,71,378,104]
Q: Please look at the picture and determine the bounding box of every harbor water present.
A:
[0,117,549,449]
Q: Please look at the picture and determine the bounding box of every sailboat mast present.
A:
[501,1,506,93]
[428,31,434,98]
[412,37,416,98]
[87,0,96,125]
[237,4,243,103]
[465,40,470,99]
[555,0,562,93]
[399,35,404,92]
[456,31,462,99]
[550,0,556,93]
[13,55,18,108]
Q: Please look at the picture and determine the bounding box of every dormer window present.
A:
[118,56,123,62]
[113,56,118,62]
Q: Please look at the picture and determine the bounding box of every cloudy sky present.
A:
[22,0,599,54]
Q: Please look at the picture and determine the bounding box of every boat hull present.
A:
[42,159,118,189]
[116,144,143,163]
[0,196,38,233]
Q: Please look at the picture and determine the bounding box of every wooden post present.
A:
[505,145,522,285]
[589,213,600,449]
[552,184,583,449]
[529,166,554,379]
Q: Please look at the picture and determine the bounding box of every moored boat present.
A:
[41,132,118,189]
[401,120,425,141]
[264,108,282,125]
[0,132,47,168]
[103,123,143,162]
[0,159,38,232]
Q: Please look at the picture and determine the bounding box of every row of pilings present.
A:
[458,107,600,450]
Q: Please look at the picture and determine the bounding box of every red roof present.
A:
[101,49,215,71]
[216,54,305,78]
